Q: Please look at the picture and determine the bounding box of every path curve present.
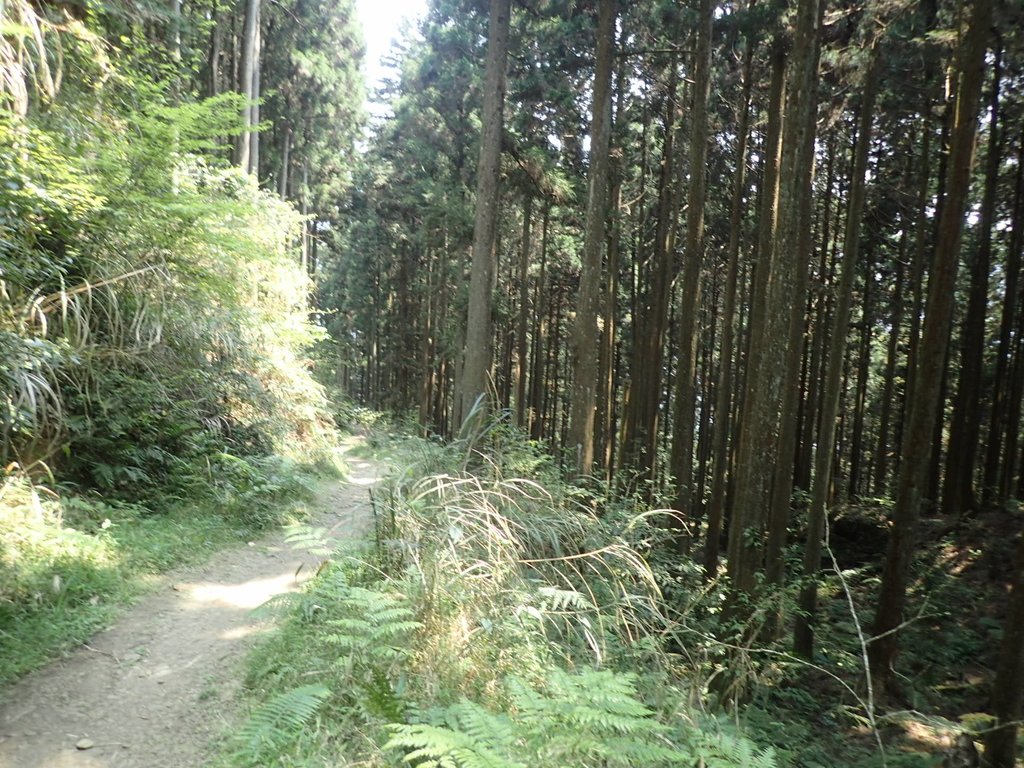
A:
[0,453,381,768]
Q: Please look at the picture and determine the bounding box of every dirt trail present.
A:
[0,453,382,768]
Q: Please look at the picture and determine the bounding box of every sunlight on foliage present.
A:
[1,4,344,677]
[220,422,775,768]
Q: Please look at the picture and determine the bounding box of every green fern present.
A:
[233,684,331,762]
[358,667,408,722]
[323,585,421,664]
[508,669,690,766]
[250,591,314,621]
[687,722,778,768]
[284,522,333,558]
[536,585,595,612]
[384,668,700,768]
[386,723,519,768]
[385,702,523,768]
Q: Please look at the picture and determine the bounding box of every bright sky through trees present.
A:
[356,0,427,95]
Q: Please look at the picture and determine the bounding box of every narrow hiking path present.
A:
[0,451,382,768]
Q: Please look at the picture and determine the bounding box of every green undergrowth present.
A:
[0,450,340,685]
[1,66,355,686]
[217,418,777,768]
[216,415,1019,768]
[731,506,1022,768]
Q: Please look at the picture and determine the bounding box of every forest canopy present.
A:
[3,0,1024,765]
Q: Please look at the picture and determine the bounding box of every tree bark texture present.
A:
[457,0,511,430]
[620,63,681,489]
[982,532,1024,768]
[794,50,880,658]
[515,191,534,430]
[942,46,1001,516]
[869,0,992,691]
[234,0,260,171]
[569,0,616,477]
[728,0,820,599]
[703,41,753,578]
[670,0,713,535]
[983,125,1024,505]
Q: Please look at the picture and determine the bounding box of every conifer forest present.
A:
[3,0,1024,765]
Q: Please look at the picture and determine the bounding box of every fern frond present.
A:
[357,668,408,722]
[384,721,524,768]
[505,669,693,766]
[250,591,307,620]
[326,617,373,634]
[372,605,418,623]
[686,719,778,768]
[234,683,330,756]
[536,585,595,612]
[284,522,334,557]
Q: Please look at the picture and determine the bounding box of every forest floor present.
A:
[0,448,381,768]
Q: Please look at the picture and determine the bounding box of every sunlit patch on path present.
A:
[0,458,380,768]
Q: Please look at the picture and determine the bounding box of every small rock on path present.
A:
[0,453,381,768]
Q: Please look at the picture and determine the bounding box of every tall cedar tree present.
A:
[457,0,512,428]
[868,0,993,693]
[569,0,616,477]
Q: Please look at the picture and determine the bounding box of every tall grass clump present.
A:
[222,415,775,768]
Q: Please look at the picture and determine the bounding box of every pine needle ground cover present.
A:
[219,423,775,768]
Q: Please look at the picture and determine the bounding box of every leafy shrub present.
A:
[2,88,337,509]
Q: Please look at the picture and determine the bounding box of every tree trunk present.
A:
[419,248,436,431]
[760,0,827,640]
[249,8,261,177]
[729,0,821,600]
[279,124,291,199]
[596,70,625,478]
[942,46,1001,516]
[703,41,753,578]
[796,136,838,492]
[234,0,260,171]
[515,191,534,429]
[569,0,616,477]
[983,126,1024,505]
[982,531,1024,768]
[873,227,907,495]
[724,45,786,586]
[529,205,551,441]
[168,0,182,99]
[457,0,511,430]
[869,0,992,692]
[849,255,873,499]
[792,45,881,660]
[896,105,934,477]
[620,62,681,490]
[208,4,221,98]
[764,68,819,630]
[670,0,713,535]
